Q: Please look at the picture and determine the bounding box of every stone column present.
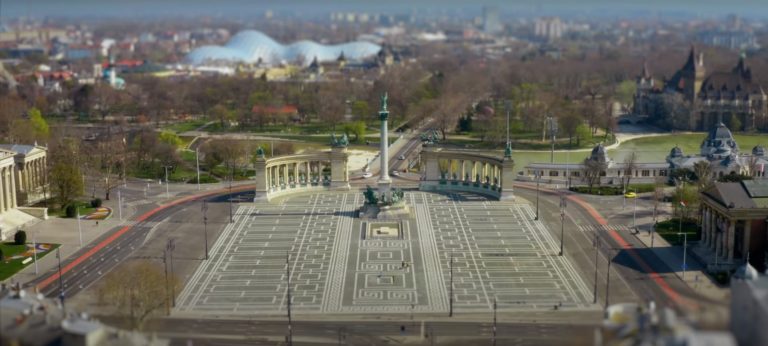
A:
[0,167,5,213]
[253,157,268,202]
[702,207,709,245]
[500,156,515,200]
[378,96,390,184]
[10,167,16,208]
[744,220,752,261]
[331,147,350,189]
[293,162,299,185]
[728,219,736,261]
[305,162,310,184]
[709,209,716,249]
[460,160,466,182]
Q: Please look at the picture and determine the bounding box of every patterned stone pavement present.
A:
[176,192,592,315]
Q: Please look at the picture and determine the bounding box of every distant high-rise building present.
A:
[534,17,564,41]
[482,6,502,34]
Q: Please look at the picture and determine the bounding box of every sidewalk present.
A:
[631,225,729,302]
[5,179,252,286]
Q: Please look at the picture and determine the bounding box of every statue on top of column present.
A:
[380,92,388,112]
[255,146,265,159]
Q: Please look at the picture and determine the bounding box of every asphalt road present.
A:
[138,318,595,345]
[512,184,719,315]
[25,187,254,301]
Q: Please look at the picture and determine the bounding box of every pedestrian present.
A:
[96,221,99,227]
[400,325,405,335]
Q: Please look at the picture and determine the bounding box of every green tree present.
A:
[575,124,592,146]
[158,131,183,148]
[28,108,49,139]
[50,160,84,209]
[614,80,637,106]
[351,100,370,120]
[728,115,742,132]
[672,185,700,220]
[342,121,366,142]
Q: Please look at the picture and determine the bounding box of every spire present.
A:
[641,59,651,79]
[698,52,704,67]
[685,44,696,69]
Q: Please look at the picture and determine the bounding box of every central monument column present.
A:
[378,92,392,202]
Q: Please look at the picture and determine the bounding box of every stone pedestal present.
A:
[500,157,515,201]
[359,202,411,220]
[253,157,269,202]
[331,146,350,190]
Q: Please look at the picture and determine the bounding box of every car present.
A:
[391,170,400,176]
[362,172,373,178]
[624,191,637,198]
[398,155,406,160]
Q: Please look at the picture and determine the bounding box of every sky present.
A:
[2,0,768,19]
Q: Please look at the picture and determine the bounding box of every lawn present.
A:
[609,133,768,164]
[163,120,209,133]
[570,183,656,195]
[50,201,98,218]
[0,242,60,281]
[654,218,700,246]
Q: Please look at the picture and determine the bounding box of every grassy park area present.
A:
[0,242,60,281]
[654,218,700,246]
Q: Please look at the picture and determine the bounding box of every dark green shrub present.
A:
[90,198,102,208]
[14,230,27,245]
[0,248,4,260]
[65,204,77,218]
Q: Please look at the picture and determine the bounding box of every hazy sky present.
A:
[3,0,768,19]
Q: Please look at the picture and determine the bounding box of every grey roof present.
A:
[701,122,739,157]
[0,144,40,155]
[703,182,756,209]
[742,180,768,198]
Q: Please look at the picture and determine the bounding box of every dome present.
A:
[753,145,766,157]
[701,122,739,157]
[186,30,381,66]
[589,143,608,163]
[670,146,683,158]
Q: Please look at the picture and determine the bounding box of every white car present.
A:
[362,172,373,178]
[391,170,400,176]
[398,155,406,160]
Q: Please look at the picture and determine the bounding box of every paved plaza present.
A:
[176,191,593,315]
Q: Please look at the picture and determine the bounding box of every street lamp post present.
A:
[117,188,123,221]
[163,249,170,315]
[202,200,209,260]
[57,248,64,310]
[196,147,201,190]
[605,248,613,310]
[632,189,637,230]
[229,167,234,223]
[593,231,599,304]
[77,209,83,247]
[559,195,567,256]
[163,166,172,198]
[677,232,688,280]
[535,171,540,221]
[449,251,454,317]
[492,298,497,346]
[33,231,38,275]
[286,252,293,346]
[166,238,176,307]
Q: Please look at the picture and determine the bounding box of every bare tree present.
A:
[693,160,713,191]
[621,152,638,191]
[97,261,179,330]
[583,158,606,193]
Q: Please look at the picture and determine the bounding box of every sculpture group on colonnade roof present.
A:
[330,133,349,148]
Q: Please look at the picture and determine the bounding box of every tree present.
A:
[97,261,179,330]
[27,108,49,139]
[583,158,606,193]
[728,115,742,132]
[342,121,366,142]
[575,124,592,147]
[692,161,713,191]
[50,159,83,209]
[351,100,370,121]
[621,152,638,191]
[614,80,637,106]
[14,230,26,245]
[559,112,582,147]
[158,131,183,149]
[672,184,700,220]
[211,104,233,128]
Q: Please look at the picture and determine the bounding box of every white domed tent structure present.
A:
[186,30,381,67]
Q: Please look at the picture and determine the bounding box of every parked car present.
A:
[624,191,637,198]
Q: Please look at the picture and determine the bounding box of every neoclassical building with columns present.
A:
[0,144,48,213]
[700,180,768,272]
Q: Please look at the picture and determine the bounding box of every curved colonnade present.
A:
[420,147,515,200]
[254,147,349,201]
